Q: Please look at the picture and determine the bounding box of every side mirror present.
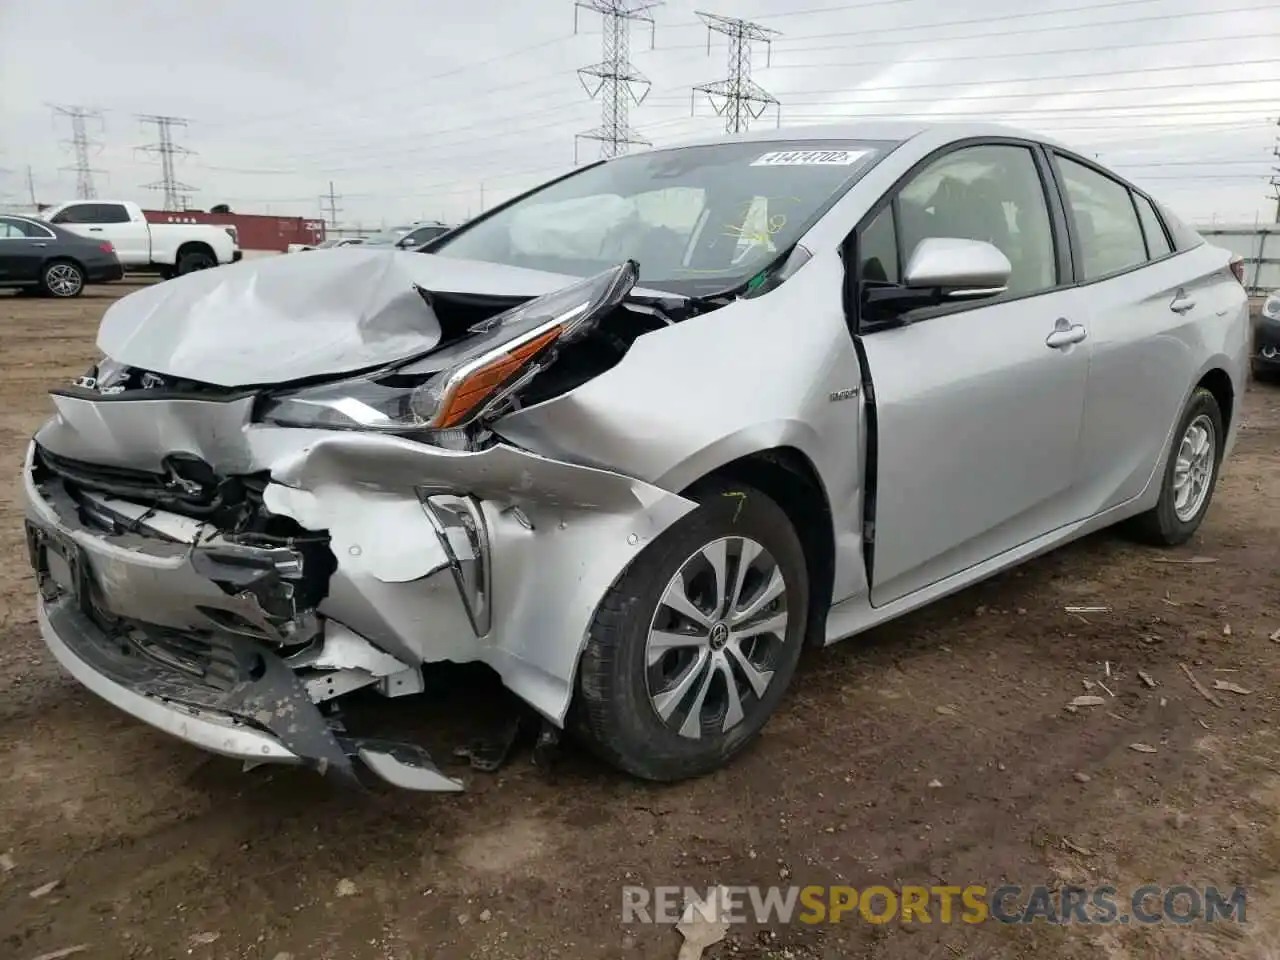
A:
[861,237,1011,328]
[903,237,1011,298]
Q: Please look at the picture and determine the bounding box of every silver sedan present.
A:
[23,121,1249,791]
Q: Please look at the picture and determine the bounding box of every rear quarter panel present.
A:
[1070,241,1247,517]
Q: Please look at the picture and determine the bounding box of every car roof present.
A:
[654,120,1071,153]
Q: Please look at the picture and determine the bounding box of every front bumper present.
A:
[231,250,243,263]
[23,393,696,789]
[1255,315,1280,368]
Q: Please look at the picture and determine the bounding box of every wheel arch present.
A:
[1196,366,1234,438]
[175,240,216,262]
[678,446,836,648]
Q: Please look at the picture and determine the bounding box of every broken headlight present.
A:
[257,261,638,434]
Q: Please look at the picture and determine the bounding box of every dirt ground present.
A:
[0,284,1277,960]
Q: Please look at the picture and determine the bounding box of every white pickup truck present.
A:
[40,199,241,278]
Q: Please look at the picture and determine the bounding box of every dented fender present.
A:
[251,430,697,724]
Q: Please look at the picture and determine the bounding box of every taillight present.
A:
[99,242,114,254]
[1229,256,1245,286]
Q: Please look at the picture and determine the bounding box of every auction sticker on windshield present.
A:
[751,150,870,166]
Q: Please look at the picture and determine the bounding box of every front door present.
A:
[852,141,1092,606]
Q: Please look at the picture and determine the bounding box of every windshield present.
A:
[432,139,892,296]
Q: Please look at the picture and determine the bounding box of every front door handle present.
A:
[32,242,48,248]
[88,227,103,232]
[1046,318,1088,350]
[1170,289,1196,314]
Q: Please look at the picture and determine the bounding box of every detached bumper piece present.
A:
[35,592,462,792]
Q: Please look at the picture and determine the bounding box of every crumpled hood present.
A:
[96,248,587,387]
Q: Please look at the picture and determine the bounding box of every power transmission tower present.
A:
[321,181,343,230]
[26,165,38,208]
[136,114,197,211]
[573,0,661,162]
[1271,120,1280,223]
[692,11,781,134]
[50,104,106,199]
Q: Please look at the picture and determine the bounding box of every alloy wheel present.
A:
[45,264,82,297]
[1172,413,1215,522]
[644,536,790,740]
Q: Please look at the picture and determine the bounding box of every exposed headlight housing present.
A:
[1263,294,1280,319]
[257,261,638,435]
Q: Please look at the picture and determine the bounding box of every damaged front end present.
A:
[23,258,697,791]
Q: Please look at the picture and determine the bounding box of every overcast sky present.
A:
[1,0,1276,228]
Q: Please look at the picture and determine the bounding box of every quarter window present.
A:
[858,205,899,284]
[894,144,1057,297]
[1132,192,1173,259]
[1055,156,1148,279]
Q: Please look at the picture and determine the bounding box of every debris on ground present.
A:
[0,851,14,873]
[1097,681,1116,698]
[1213,680,1253,696]
[935,705,958,716]
[335,878,358,898]
[1062,838,1094,857]
[1073,772,1092,783]
[1151,556,1218,564]
[1270,627,1280,642]
[1130,743,1159,754]
[677,887,732,960]
[28,880,60,899]
[1223,624,1233,637]
[1137,670,1157,688]
[1065,606,1111,613]
[27,947,89,960]
[1179,662,1225,707]
[928,778,943,788]
[188,932,220,946]
[1068,695,1106,708]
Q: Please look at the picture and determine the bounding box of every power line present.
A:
[137,114,197,211]
[573,0,661,160]
[49,104,106,200]
[1270,119,1280,223]
[321,180,343,228]
[692,11,782,134]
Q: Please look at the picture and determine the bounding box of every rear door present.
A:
[0,216,55,283]
[1050,153,1230,514]
[853,140,1092,606]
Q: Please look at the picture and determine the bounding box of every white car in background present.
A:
[40,199,240,278]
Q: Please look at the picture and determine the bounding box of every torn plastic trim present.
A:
[419,491,491,637]
[255,430,698,724]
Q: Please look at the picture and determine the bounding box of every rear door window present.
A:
[1054,156,1148,280]
[1132,192,1173,259]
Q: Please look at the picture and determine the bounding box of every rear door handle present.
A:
[88,227,103,232]
[1170,289,1196,314]
[1046,318,1088,350]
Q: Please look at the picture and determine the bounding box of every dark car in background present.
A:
[1256,289,1280,376]
[362,221,453,250]
[0,214,124,297]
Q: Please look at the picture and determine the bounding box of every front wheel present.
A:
[574,481,809,783]
[1129,386,1224,546]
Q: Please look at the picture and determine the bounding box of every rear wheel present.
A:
[574,481,809,782]
[1129,386,1224,546]
[176,249,215,275]
[41,261,84,298]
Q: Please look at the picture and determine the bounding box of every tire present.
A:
[574,480,809,782]
[176,250,215,275]
[1129,386,1224,546]
[40,260,84,298]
